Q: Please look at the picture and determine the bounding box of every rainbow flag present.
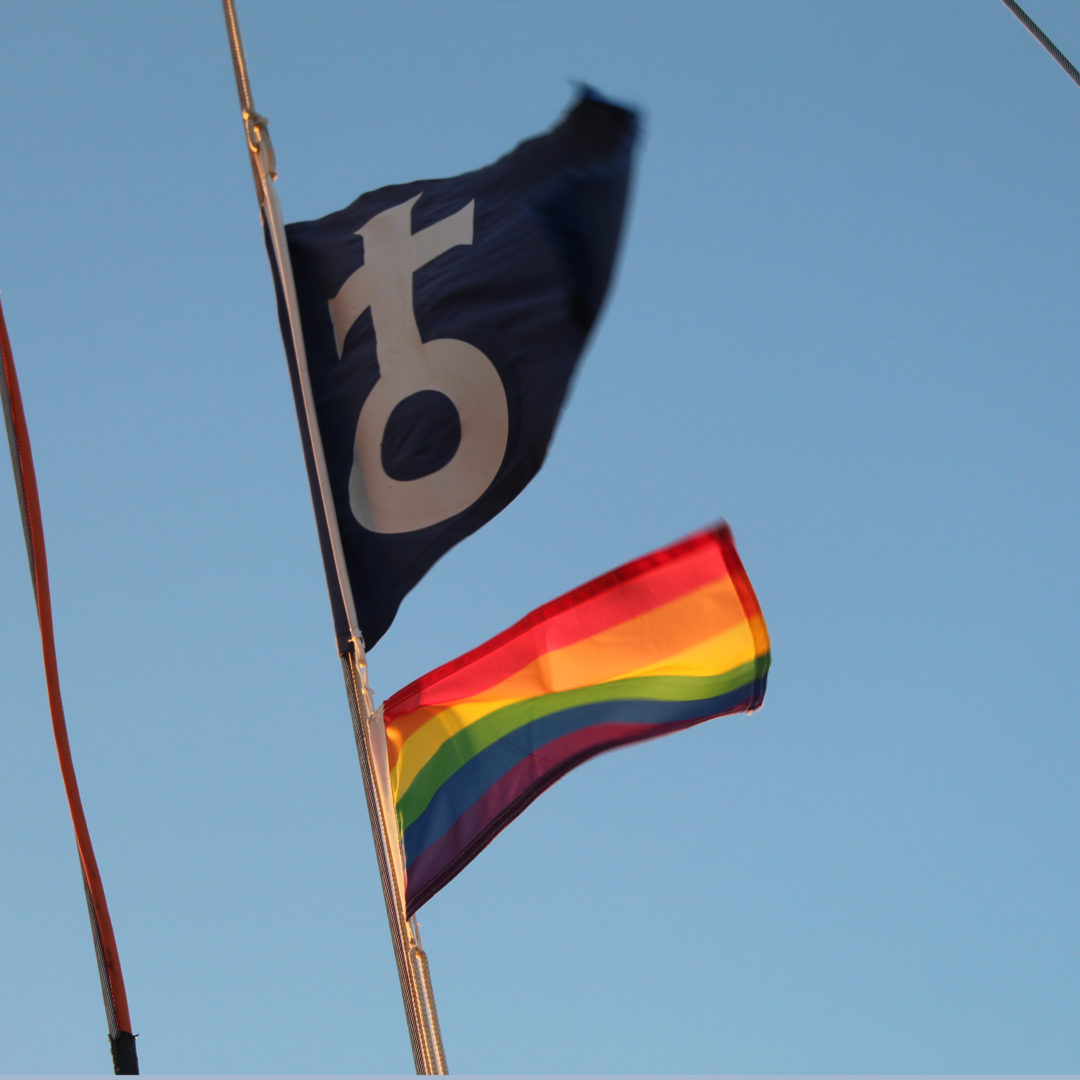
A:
[383,523,770,914]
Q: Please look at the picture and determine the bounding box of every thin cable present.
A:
[221,0,276,193]
[341,650,431,1073]
[408,921,448,1075]
[0,295,138,1075]
[1000,0,1080,92]
[219,2,447,1071]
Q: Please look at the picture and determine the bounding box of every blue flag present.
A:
[284,89,638,649]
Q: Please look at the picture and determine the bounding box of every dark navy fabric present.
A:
[284,90,638,649]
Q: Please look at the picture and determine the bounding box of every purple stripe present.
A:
[404,712,715,914]
[403,676,765,861]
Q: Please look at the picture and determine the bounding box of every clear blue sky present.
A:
[2,1,1078,1074]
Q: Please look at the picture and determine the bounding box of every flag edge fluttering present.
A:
[384,522,770,914]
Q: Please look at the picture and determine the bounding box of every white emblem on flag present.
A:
[327,195,509,534]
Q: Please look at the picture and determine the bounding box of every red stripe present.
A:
[718,525,762,620]
[387,524,733,723]
[717,526,770,702]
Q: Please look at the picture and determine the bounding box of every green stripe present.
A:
[396,659,762,830]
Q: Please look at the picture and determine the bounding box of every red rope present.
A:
[0,296,136,1058]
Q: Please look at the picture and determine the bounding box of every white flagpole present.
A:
[220,3,446,1072]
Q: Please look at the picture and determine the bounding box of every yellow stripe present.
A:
[390,586,763,794]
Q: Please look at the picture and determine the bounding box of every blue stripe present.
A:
[403,681,760,866]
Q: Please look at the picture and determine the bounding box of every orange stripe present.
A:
[390,612,764,797]
[387,574,749,772]
[386,530,731,717]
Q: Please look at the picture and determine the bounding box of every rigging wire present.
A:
[1000,0,1080,92]
[219,1,447,1070]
